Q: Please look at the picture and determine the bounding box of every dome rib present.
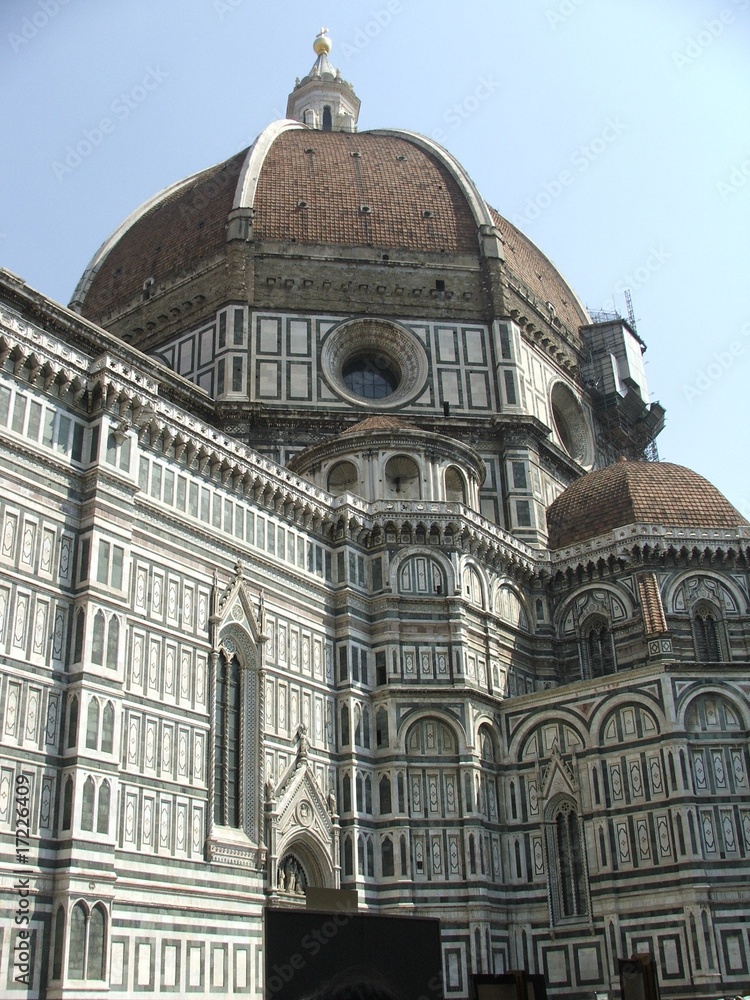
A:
[547,460,748,549]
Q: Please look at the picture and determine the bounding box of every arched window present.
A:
[52,906,65,980]
[91,611,106,665]
[340,706,350,746]
[381,836,394,877]
[342,774,352,812]
[73,608,85,662]
[214,654,241,828]
[62,776,73,830]
[106,616,119,669]
[479,727,495,762]
[87,904,106,980]
[358,835,365,875]
[81,777,96,831]
[463,566,483,606]
[322,105,332,131]
[356,773,363,812]
[581,617,616,678]
[406,718,457,756]
[445,466,466,504]
[400,835,408,876]
[68,902,87,979]
[376,708,389,747]
[366,838,374,876]
[85,699,99,750]
[101,702,115,754]
[343,835,353,876]
[379,775,392,814]
[354,705,362,746]
[692,604,721,661]
[97,780,110,834]
[365,776,372,813]
[546,799,587,921]
[362,707,371,749]
[67,696,79,749]
[398,555,446,596]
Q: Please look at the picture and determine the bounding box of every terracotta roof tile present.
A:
[341,415,414,435]
[253,130,478,252]
[547,460,748,549]
[82,149,248,320]
[637,572,668,634]
[490,209,588,336]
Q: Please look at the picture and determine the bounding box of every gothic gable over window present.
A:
[207,562,266,870]
[546,798,588,922]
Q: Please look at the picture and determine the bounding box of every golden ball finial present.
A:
[313,27,332,56]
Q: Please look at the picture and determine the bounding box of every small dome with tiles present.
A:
[547,459,748,550]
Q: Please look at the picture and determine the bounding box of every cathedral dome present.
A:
[547,459,748,549]
[71,126,588,338]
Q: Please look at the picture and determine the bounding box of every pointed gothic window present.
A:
[323,105,332,130]
[692,604,721,661]
[376,708,389,747]
[73,608,85,662]
[91,610,106,665]
[581,616,616,678]
[81,777,95,831]
[214,653,241,828]
[340,705,350,746]
[62,776,73,830]
[106,616,119,669]
[101,702,115,754]
[52,906,65,980]
[546,799,588,921]
[68,902,87,979]
[97,781,110,834]
[379,775,392,814]
[67,696,79,749]
[87,904,107,980]
[86,699,99,750]
[381,836,394,876]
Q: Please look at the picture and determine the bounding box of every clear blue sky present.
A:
[1,0,748,514]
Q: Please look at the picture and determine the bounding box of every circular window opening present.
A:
[342,354,400,399]
[550,382,592,467]
[321,318,429,410]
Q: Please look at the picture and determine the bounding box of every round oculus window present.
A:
[550,382,593,467]
[342,354,400,399]
[321,318,429,409]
